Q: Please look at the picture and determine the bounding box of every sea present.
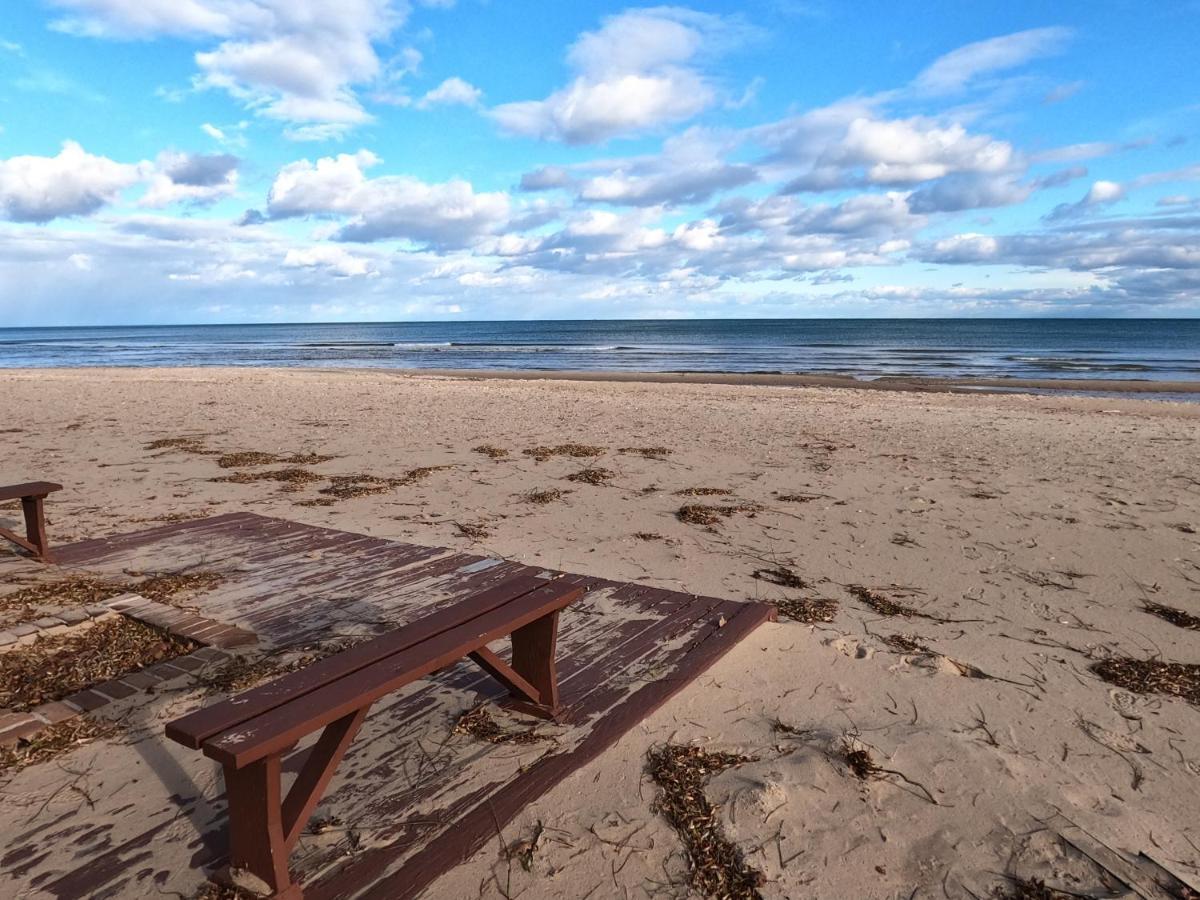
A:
[1,319,1198,385]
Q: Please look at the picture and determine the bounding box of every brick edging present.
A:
[0,594,259,750]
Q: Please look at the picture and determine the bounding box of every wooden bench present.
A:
[166,573,582,899]
[0,481,62,562]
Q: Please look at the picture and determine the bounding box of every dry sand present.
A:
[2,367,1199,899]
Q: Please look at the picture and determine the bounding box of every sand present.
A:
[1,366,1199,898]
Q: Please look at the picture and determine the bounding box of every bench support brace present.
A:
[223,705,370,898]
[0,496,52,562]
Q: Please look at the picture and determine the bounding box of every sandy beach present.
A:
[2,367,1199,898]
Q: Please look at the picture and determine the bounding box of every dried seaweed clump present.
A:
[838,737,882,780]
[1091,658,1200,706]
[1,576,124,617]
[212,467,324,487]
[523,444,605,462]
[523,488,566,505]
[472,445,509,459]
[676,503,758,527]
[566,467,614,485]
[675,487,732,497]
[455,522,491,540]
[752,566,806,589]
[316,466,454,501]
[775,597,838,624]
[618,446,672,458]
[216,451,334,469]
[145,436,212,454]
[847,584,921,618]
[452,707,546,745]
[646,744,764,900]
[634,532,664,541]
[133,571,225,604]
[1142,601,1200,631]
[776,493,821,503]
[881,633,930,654]
[0,717,118,774]
[0,618,198,711]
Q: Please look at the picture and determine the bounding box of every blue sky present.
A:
[0,1,1197,325]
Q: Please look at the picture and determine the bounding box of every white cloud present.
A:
[417,76,482,109]
[914,27,1072,94]
[0,141,142,222]
[140,151,240,207]
[201,122,227,141]
[491,8,742,144]
[1044,179,1125,220]
[50,0,408,137]
[283,244,377,276]
[266,149,510,247]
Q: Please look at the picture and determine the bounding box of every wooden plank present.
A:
[202,583,584,768]
[166,574,552,749]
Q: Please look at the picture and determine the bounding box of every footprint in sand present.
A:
[824,636,875,659]
[1108,689,1142,721]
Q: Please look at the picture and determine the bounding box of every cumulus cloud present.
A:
[519,166,572,191]
[914,27,1072,94]
[50,0,407,137]
[1044,179,1125,220]
[282,244,377,276]
[491,8,745,144]
[267,149,510,247]
[0,141,142,222]
[770,108,1021,197]
[140,151,239,207]
[417,76,482,109]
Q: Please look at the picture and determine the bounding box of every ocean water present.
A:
[1,320,1198,382]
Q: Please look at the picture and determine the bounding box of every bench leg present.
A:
[21,496,51,561]
[224,756,294,897]
[510,610,561,710]
[221,706,369,898]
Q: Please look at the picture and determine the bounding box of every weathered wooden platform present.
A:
[7,513,773,899]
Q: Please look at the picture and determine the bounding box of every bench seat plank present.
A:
[203,581,582,768]
[0,482,62,503]
[166,573,551,750]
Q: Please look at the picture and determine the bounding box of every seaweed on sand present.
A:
[0,718,118,774]
[618,446,672,458]
[774,597,838,624]
[523,444,605,462]
[522,488,566,505]
[216,451,334,469]
[145,436,214,454]
[452,706,547,745]
[0,618,198,711]
[565,467,614,485]
[1142,601,1200,631]
[646,744,764,900]
[1091,658,1200,706]
[752,566,806,589]
[472,445,509,459]
[676,503,758,527]
[212,468,324,487]
[675,487,732,497]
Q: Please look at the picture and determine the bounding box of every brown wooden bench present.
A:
[166,573,582,898]
[0,481,62,562]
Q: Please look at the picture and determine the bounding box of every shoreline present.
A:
[6,364,1200,396]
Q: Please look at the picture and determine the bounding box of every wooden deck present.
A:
[7,513,773,899]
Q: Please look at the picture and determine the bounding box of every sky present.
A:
[0,1,1198,325]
